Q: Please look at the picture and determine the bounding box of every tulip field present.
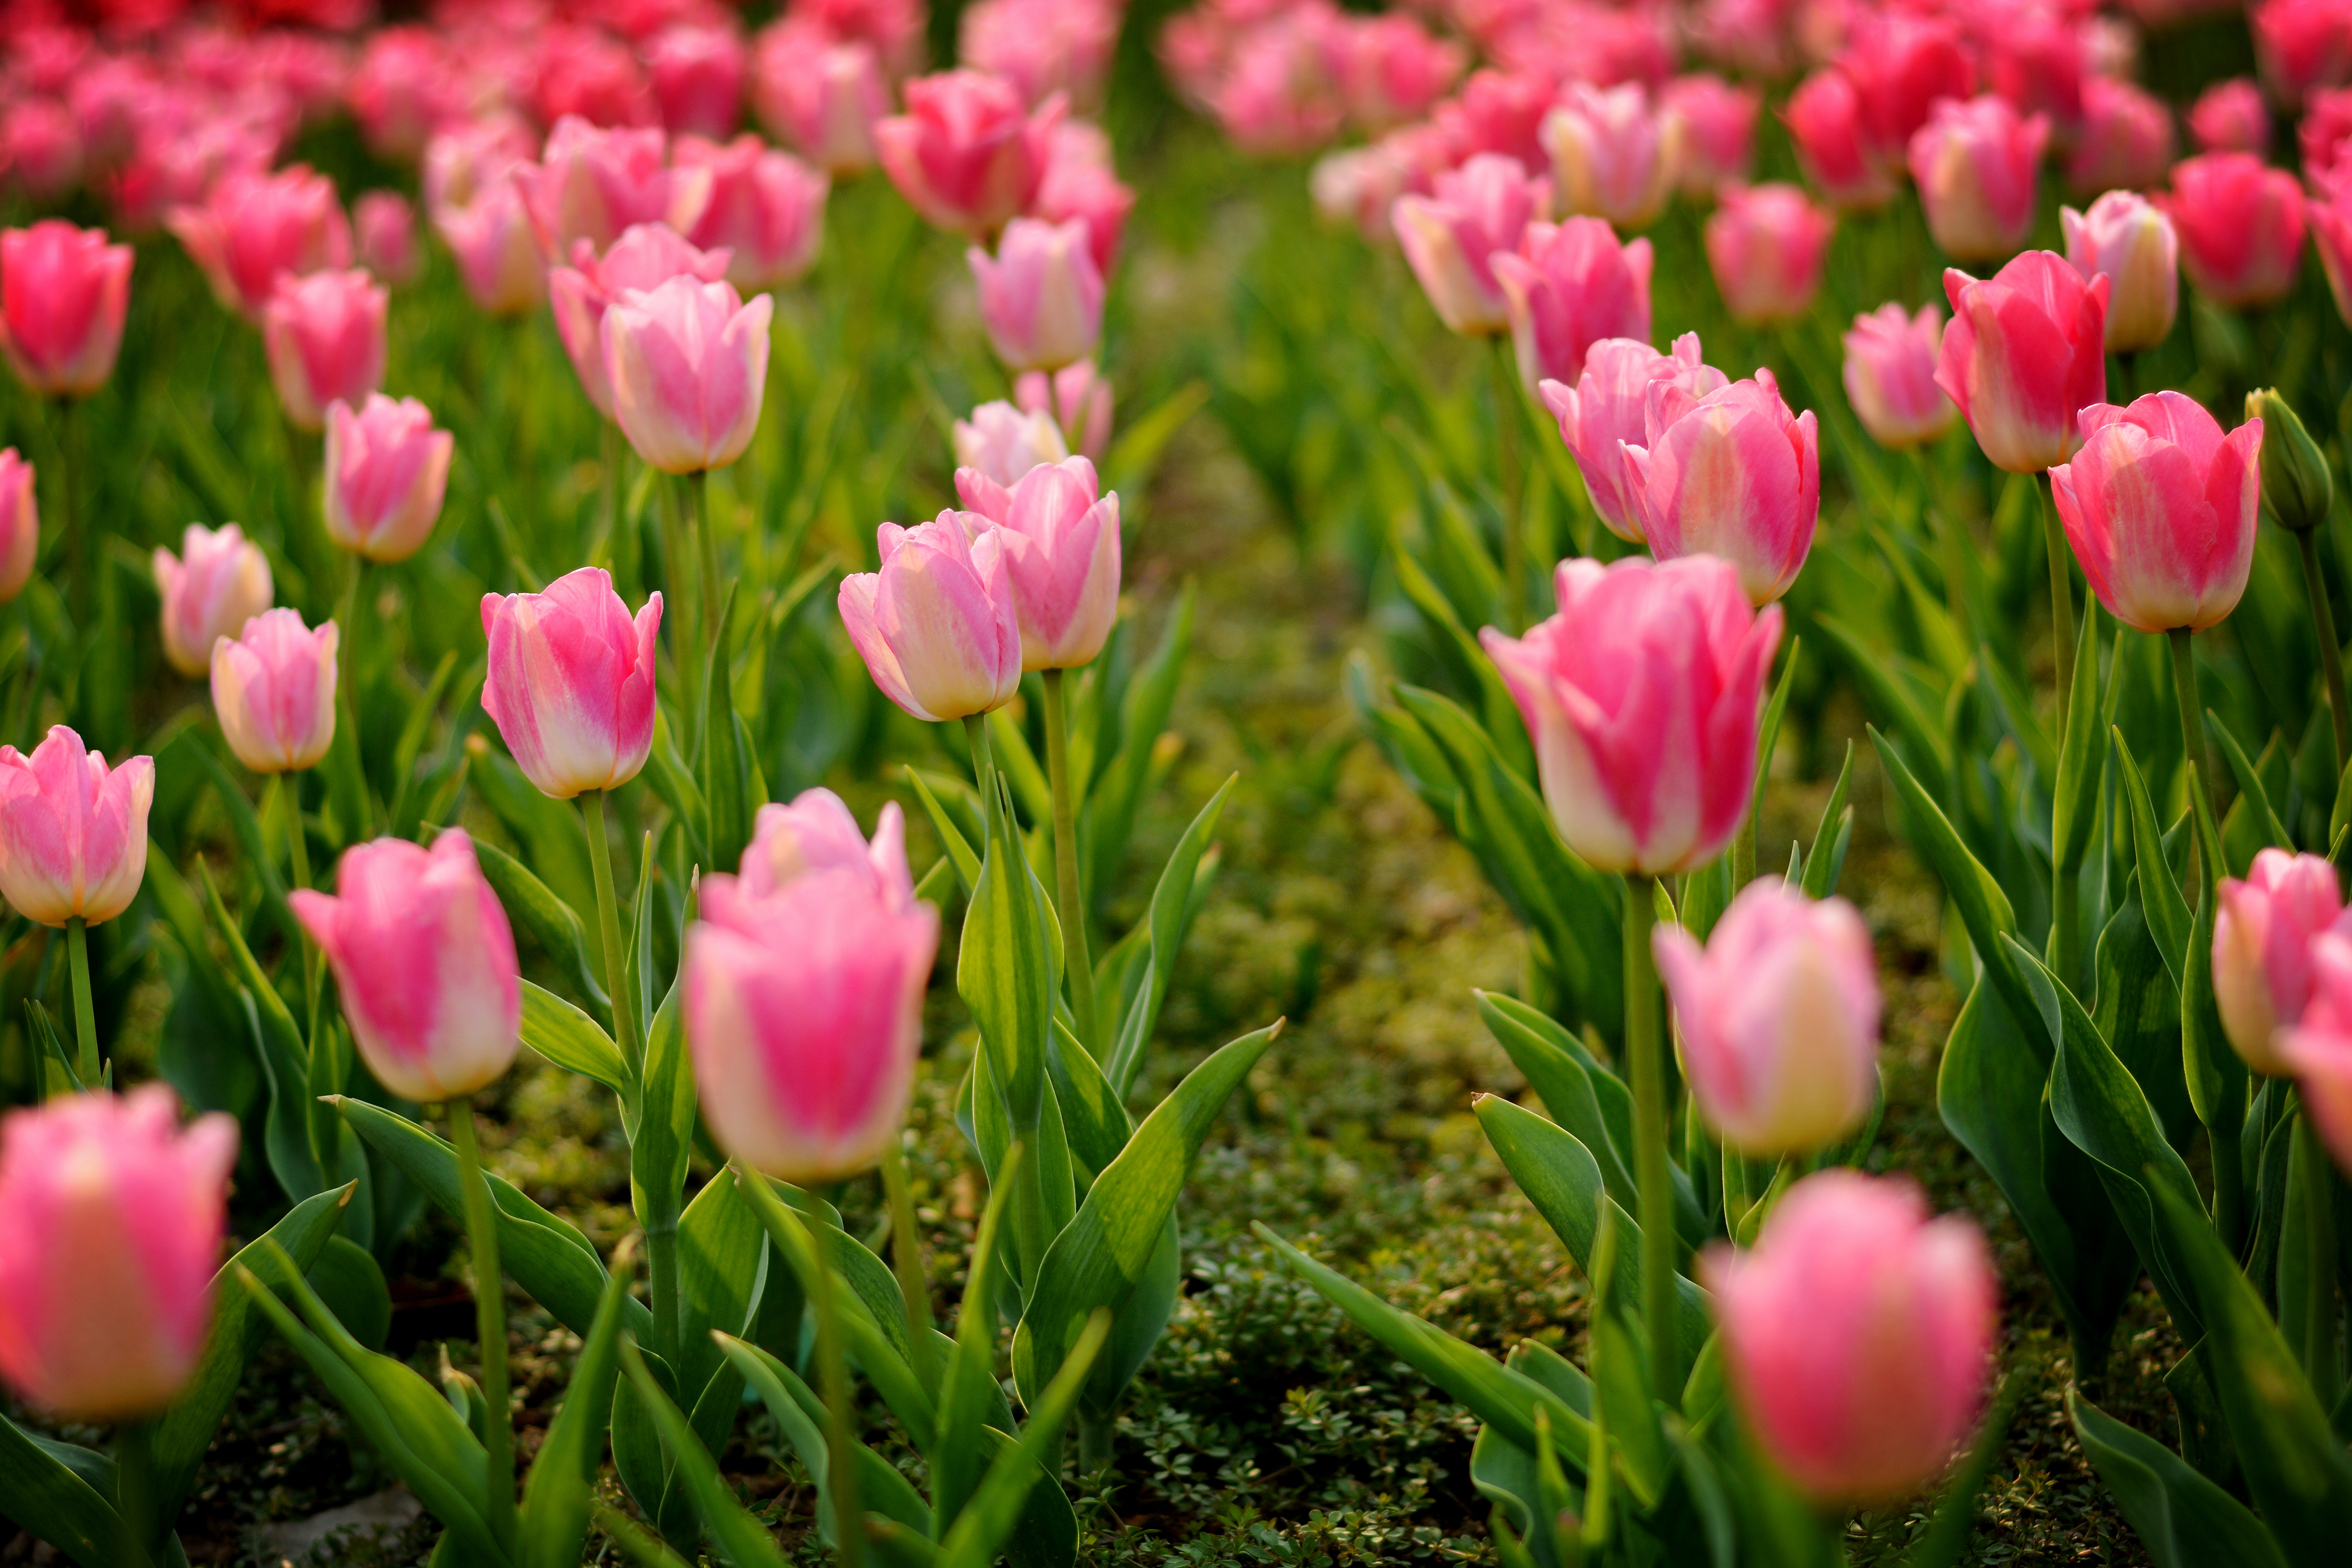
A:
[16,0,2352,1564]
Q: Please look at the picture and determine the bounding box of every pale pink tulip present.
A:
[1784,68,1897,211]
[2061,192,2178,353]
[1480,555,1782,875]
[513,115,713,260]
[1490,218,1655,397]
[738,789,915,906]
[751,22,889,175]
[0,450,34,604]
[2162,152,2307,309]
[0,1086,236,1421]
[600,274,774,473]
[1702,1170,1995,1505]
[1339,14,1465,133]
[1909,96,2050,264]
[1704,184,1834,325]
[1392,152,1548,337]
[354,191,419,287]
[261,269,387,433]
[962,0,1123,113]
[1542,82,1684,230]
[323,394,454,564]
[1656,879,1881,1154]
[838,512,1024,722]
[1016,359,1114,461]
[1540,333,1728,543]
[434,180,547,317]
[1432,67,1552,174]
[0,726,154,927]
[1623,370,1821,605]
[165,163,352,320]
[875,69,1060,235]
[2280,930,2352,1171]
[550,223,733,420]
[954,400,1070,485]
[1937,252,2110,473]
[1663,73,1759,195]
[291,829,522,1103]
[954,454,1120,670]
[2051,391,2263,634]
[422,114,539,216]
[2064,77,2176,198]
[1844,304,1957,450]
[969,216,1103,372]
[2189,77,2271,155]
[0,222,131,399]
[211,608,338,775]
[673,133,828,289]
[647,22,748,140]
[154,524,273,679]
[2215,850,2347,1076]
[480,567,663,799]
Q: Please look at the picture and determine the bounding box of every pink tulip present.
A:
[2064,77,2176,198]
[685,824,939,1183]
[1704,184,1835,326]
[3,99,82,202]
[291,829,522,1104]
[2162,152,2307,309]
[2300,84,2352,182]
[0,1086,236,1421]
[1937,252,2109,474]
[514,115,713,261]
[1392,152,1548,338]
[600,274,773,474]
[1490,218,1655,397]
[1655,879,1882,1154]
[969,216,1103,373]
[1844,303,1958,450]
[323,394,455,564]
[1432,67,1553,174]
[1540,333,1727,543]
[2051,391,2262,634]
[165,163,352,321]
[647,22,748,140]
[550,222,733,420]
[154,524,273,679]
[2255,0,2352,107]
[422,114,540,217]
[787,0,927,78]
[354,191,419,288]
[2061,192,2178,353]
[739,788,915,904]
[1034,132,1135,275]
[1663,73,1760,195]
[1480,555,1782,875]
[1339,14,1465,133]
[875,69,1060,236]
[0,222,131,399]
[954,399,1071,485]
[1624,370,1822,605]
[1784,69,1896,212]
[1702,1169,1995,1505]
[1840,11,1978,162]
[2214,850,2347,1076]
[2311,194,2352,324]
[347,25,457,162]
[2279,931,2352,1171]
[211,608,338,775]
[1208,18,1347,156]
[261,269,387,434]
[962,0,1123,113]
[1982,5,2087,133]
[532,26,658,131]
[480,567,663,799]
[838,512,1024,722]
[0,450,35,604]
[954,454,1121,670]
[1312,144,1418,243]
[434,181,547,318]
[751,22,890,175]
[0,725,154,928]
[1909,96,2049,264]
[2189,77,2270,156]
[673,133,829,290]
[1016,359,1114,461]
[1542,82,1683,230]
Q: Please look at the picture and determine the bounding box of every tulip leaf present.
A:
[382,650,464,838]
[2067,1387,2286,1568]
[1799,740,1857,899]
[2181,877,2250,1159]
[1011,1020,1281,1407]
[616,1338,789,1568]
[1102,773,1236,1094]
[673,1167,767,1451]
[1081,585,1195,919]
[1820,619,1953,804]
[1048,1016,1130,1175]
[519,981,628,1100]
[1749,634,1800,835]
[1869,726,2037,1027]
[905,765,981,894]
[1390,535,1532,783]
[935,1142,1021,1533]
[699,583,752,877]
[172,730,300,947]
[474,839,609,1027]
[642,707,710,871]
[987,704,1054,829]
[628,946,695,1285]
[196,858,324,1201]
[469,744,599,923]
[2114,728,2193,994]
[2202,708,2292,863]
[961,773,1058,1136]
[715,1334,933,1544]
[2052,604,2105,876]
[732,1167,923,1401]
[0,1413,121,1568]
[517,1246,633,1568]
[936,1310,1111,1568]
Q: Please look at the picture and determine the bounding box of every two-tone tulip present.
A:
[1663,73,1759,195]
[0,221,132,399]
[1783,68,1896,212]
[1539,333,1727,543]
[953,399,1070,486]
[2064,77,2176,198]
[433,180,546,317]
[838,512,1024,722]
[955,454,1121,670]
[1704,184,1834,326]
[550,223,733,421]
[969,216,1104,372]
[751,23,889,175]
[0,450,36,603]
[1392,152,1548,337]
[2215,850,2347,1076]
[154,523,273,678]
[674,133,829,289]
[1937,252,2109,473]
[601,275,774,474]
[1844,303,1957,450]
[2163,152,2307,308]
[2061,192,2179,353]
[1016,359,1114,462]
[1622,370,1821,605]
[875,69,1059,236]
[166,164,352,321]
[738,788,915,904]
[323,394,454,564]
[261,269,388,433]
[211,609,338,775]
[1489,217,1654,395]
[0,725,153,928]
[1909,96,2050,265]
[1542,82,1683,231]
[2280,931,2352,1172]
[480,567,663,799]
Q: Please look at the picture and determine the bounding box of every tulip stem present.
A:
[52,397,84,628]
[447,1096,515,1551]
[1040,669,1098,1051]
[878,1134,935,1388]
[1489,336,1526,634]
[2167,630,2224,887]
[581,791,643,1067]
[807,1189,866,1568]
[1621,873,1677,1410]
[65,915,97,1086]
[1908,446,1970,637]
[2290,1098,2342,1400]
[964,713,995,800]
[114,1416,156,1568]
[2295,528,2352,773]
[273,775,324,1046]
[2040,474,2075,735]
[690,469,722,666]
[598,421,622,570]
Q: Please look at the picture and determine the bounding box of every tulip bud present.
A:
[600,275,774,474]
[1703,184,1834,327]
[953,399,1070,486]
[154,523,274,678]
[673,133,829,289]
[480,567,663,799]
[1624,370,1821,605]
[2214,850,2347,1076]
[1843,303,1957,450]
[261,269,388,433]
[323,394,456,564]
[953,455,1122,670]
[513,115,713,261]
[0,725,154,927]
[1655,879,1880,1154]
[1542,82,1683,231]
[969,216,1104,373]
[0,1085,237,1421]
[1701,1170,1996,1506]
[212,608,338,775]
[875,69,1060,236]
[0,221,133,399]
[1392,152,1548,338]
[838,512,1024,722]
[2246,388,2333,534]
[0,448,36,604]
[550,223,734,421]
[432,180,546,318]
[1938,252,2109,474]
[291,829,522,1103]
[165,163,352,321]
[1490,218,1655,397]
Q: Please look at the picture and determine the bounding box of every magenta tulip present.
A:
[955,455,1121,670]
[165,163,352,321]
[354,191,420,288]
[838,512,1024,722]
[1480,555,1782,875]
[2255,0,2352,106]
[600,274,774,474]
[1623,370,1822,605]
[1909,96,2050,264]
[1540,333,1728,543]
[1663,73,1759,195]
[876,69,1060,236]
[2061,192,2179,354]
[2280,931,2352,1172]
[2163,152,2307,308]
[480,567,663,799]
[433,180,546,318]
[1937,252,2110,474]
[751,23,889,175]
[1392,152,1548,338]
[1016,359,1114,461]
[0,725,154,928]
[1542,82,1684,230]
[550,223,733,421]
[154,523,274,679]
[2215,850,2348,1076]
[292,829,522,1104]
[514,115,713,260]
[323,394,454,565]
[0,221,131,399]
[2064,77,2176,198]
[1704,184,1834,326]
[2190,77,2271,154]
[674,133,829,289]
[1783,68,1897,212]
[647,22,749,140]
[1844,303,1957,451]
[211,608,338,775]
[954,399,1070,486]
[1034,131,1135,276]
[969,216,1104,373]
[1490,218,1655,396]
[261,269,388,434]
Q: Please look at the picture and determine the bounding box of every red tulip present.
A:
[1783,68,1897,212]
[1624,369,1822,605]
[0,221,131,399]
[1540,332,1728,543]
[2254,0,2352,107]
[646,22,748,140]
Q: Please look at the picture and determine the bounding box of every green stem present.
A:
[114,1416,155,1568]
[2053,862,2081,999]
[447,1098,515,1551]
[2167,629,2224,889]
[278,773,323,1041]
[810,1206,866,1567]
[1489,335,1526,634]
[691,470,722,666]
[2297,528,2352,774]
[581,790,642,1068]
[2041,474,2076,737]
[1040,669,1098,1050]
[53,399,83,628]
[338,557,365,708]
[1909,445,1970,636]
[1622,873,1676,1409]
[964,712,995,800]
[2292,1097,2343,1402]
[878,1134,935,1388]
[66,915,96,1086]
[598,421,622,570]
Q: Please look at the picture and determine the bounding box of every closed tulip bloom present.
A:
[2214,849,2346,1076]
[261,269,388,433]
[1540,333,1728,543]
[165,164,352,321]
[954,455,1121,670]
[211,608,338,775]
[954,399,1071,485]
[1339,14,1465,133]
[1704,184,1835,326]
[422,115,541,217]
[1937,252,2109,473]
[648,23,748,139]
[433,181,546,317]
[1542,82,1684,230]
[0,222,132,399]
[480,567,663,799]
[674,133,829,289]
[1490,218,1655,396]
[1480,555,1782,875]
[738,789,915,905]
[514,116,714,260]
[2058,193,2177,355]
[2162,152,2307,308]
[876,69,1060,236]
[1664,73,1759,195]
[1392,152,1548,337]
[2051,391,2262,633]
[970,216,1104,372]
[2311,195,2352,324]
[0,726,154,928]
[751,24,889,175]
[1312,144,1417,242]
[1702,1170,1995,1505]
[550,223,733,421]
[1429,68,1552,174]
[154,524,274,678]
[290,829,522,1104]
[1983,6,2087,132]
[1909,97,2050,264]
[0,450,36,604]
[2064,78,2176,198]
[1624,371,1822,605]
[1844,304,1957,450]
[1016,359,1114,461]
[1784,69,1898,212]
[323,394,454,564]
[354,191,419,287]
[2189,77,2270,154]
[0,1086,236,1422]
[1843,11,1978,158]
[2279,931,2352,1171]
[2255,0,2352,106]
[1655,879,1881,1154]
[1034,140,1135,275]
[2303,85,2352,180]
[601,275,774,474]
[838,512,1024,722]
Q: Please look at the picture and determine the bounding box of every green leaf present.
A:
[1102,775,1236,1095]
[474,839,609,1026]
[987,704,1053,828]
[0,1413,120,1568]
[628,962,695,1266]
[2205,710,2294,858]
[1819,617,1953,804]
[1800,740,1857,899]
[1390,536,1534,783]
[700,584,753,876]
[196,858,323,1201]
[960,777,1058,1137]
[1869,726,2035,1025]
[642,708,710,870]
[2068,1387,2285,1568]
[675,1169,768,1445]
[171,730,299,947]
[906,766,982,895]
[517,1247,634,1568]
[2052,604,2105,875]
[1749,635,1800,835]
[617,1338,788,1568]
[715,1335,932,1543]
[2115,729,2193,994]
[936,1142,1022,1533]
[936,1311,1112,1568]
[520,981,628,1100]
[1047,1018,1131,1174]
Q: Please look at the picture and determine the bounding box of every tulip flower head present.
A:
[154,523,274,679]
[2189,77,2272,154]
[480,567,663,799]
[739,788,915,903]
[601,274,775,473]
[2215,850,2348,1076]
[2064,77,2176,198]
[1541,82,1684,230]
[954,454,1121,670]
[354,191,420,287]
[1034,136,1136,275]
[1664,73,1760,195]
[1843,303,1957,450]
[1937,251,2109,473]
[2280,930,2352,1172]
[2163,152,2307,309]
[166,163,353,320]
[674,133,829,289]
[1490,217,1655,396]
[0,449,36,604]
[751,23,890,175]
[1392,152,1549,338]
[648,22,750,139]
[1016,359,1114,461]
[433,180,547,317]
[839,511,1025,722]
[323,394,456,564]
[1622,369,1822,605]
[292,829,523,1103]
[212,608,338,775]
[2061,192,2179,354]
[1540,333,1729,543]
[0,221,132,399]
[513,115,713,260]
[262,269,388,433]
[0,725,154,928]
[551,222,734,421]
[954,399,1071,485]
[1703,184,1834,326]
[1783,68,1897,212]
[969,216,1105,372]
[876,69,1061,236]
[0,1085,236,1421]
[1909,96,2050,264]
[2311,194,2352,327]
